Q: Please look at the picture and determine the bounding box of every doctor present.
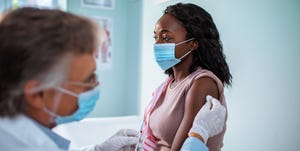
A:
[0,7,226,151]
[0,7,138,151]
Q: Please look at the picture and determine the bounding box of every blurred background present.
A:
[1,0,300,150]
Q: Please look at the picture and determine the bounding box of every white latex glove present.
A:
[189,95,226,144]
[95,129,139,151]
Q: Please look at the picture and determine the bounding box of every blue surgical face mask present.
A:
[44,84,101,125]
[154,38,195,70]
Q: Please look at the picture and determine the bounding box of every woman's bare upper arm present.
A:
[170,77,219,151]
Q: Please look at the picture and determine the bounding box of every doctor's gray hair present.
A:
[0,7,99,117]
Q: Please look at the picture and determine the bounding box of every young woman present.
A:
[142,3,232,151]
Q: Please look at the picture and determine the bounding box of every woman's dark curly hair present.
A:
[164,3,232,86]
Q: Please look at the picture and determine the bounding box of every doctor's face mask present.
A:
[44,82,100,125]
[154,38,195,70]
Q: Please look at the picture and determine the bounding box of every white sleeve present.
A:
[69,145,96,151]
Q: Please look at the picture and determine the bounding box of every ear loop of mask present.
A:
[42,83,97,119]
[178,49,192,60]
[43,86,81,118]
[42,91,63,120]
[55,87,79,97]
[175,38,195,46]
[176,38,196,60]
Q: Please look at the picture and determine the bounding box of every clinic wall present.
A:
[140,0,300,150]
[0,0,11,12]
[124,1,142,115]
[0,1,6,11]
[67,0,142,117]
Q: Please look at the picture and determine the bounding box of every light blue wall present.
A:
[139,0,300,151]
[0,0,11,12]
[124,1,142,115]
[67,0,142,117]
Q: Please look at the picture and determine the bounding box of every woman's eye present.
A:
[153,35,172,42]
[163,37,170,41]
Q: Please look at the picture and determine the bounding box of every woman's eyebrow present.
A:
[154,29,171,34]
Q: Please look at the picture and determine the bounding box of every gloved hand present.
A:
[95,129,139,151]
[189,95,226,144]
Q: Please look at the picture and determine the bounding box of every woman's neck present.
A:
[172,68,190,83]
[172,55,193,83]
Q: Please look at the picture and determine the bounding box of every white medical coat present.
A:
[0,114,65,151]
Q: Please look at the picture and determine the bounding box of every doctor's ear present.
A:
[23,81,45,110]
[190,40,199,51]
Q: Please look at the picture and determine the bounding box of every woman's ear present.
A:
[23,81,45,110]
[191,40,199,51]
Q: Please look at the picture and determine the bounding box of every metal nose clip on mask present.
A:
[154,38,195,70]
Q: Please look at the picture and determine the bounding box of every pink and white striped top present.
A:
[141,68,227,151]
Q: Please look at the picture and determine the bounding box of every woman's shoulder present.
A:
[190,68,226,103]
[192,68,224,89]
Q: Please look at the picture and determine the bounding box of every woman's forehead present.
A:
[154,14,186,34]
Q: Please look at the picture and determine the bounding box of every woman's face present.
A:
[154,13,191,59]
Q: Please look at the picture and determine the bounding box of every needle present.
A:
[134,122,144,151]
